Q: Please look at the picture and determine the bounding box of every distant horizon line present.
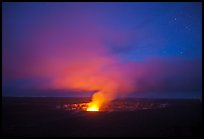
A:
[2,95,201,100]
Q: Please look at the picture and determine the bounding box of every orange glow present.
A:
[86,91,106,111]
[87,104,99,111]
[51,50,136,112]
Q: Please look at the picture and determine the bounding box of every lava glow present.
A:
[49,21,136,111]
[86,92,105,111]
[86,105,99,111]
[2,3,202,108]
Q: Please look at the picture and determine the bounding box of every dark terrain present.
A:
[2,97,202,137]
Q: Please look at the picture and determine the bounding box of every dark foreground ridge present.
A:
[2,97,202,137]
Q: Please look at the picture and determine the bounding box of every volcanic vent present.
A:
[57,99,170,112]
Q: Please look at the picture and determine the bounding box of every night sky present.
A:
[2,2,202,98]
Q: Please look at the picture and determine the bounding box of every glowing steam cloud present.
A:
[4,11,136,111]
[53,45,136,111]
[3,4,201,109]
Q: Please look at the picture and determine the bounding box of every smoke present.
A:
[13,14,137,108]
[51,37,136,108]
[3,6,201,101]
[2,8,137,108]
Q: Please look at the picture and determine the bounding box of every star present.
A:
[180,51,183,55]
[177,50,184,55]
[168,17,177,24]
[185,25,191,31]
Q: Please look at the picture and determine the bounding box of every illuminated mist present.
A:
[2,3,202,108]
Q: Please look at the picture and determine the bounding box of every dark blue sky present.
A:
[2,2,202,98]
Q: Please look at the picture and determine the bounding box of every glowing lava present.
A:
[86,104,99,111]
[86,91,106,111]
